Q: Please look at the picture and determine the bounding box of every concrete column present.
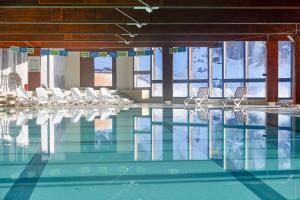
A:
[28,48,41,91]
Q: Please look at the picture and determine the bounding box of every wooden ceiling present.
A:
[0,0,299,49]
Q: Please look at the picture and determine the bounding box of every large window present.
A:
[94,56,113,87]
[246,41,267,98]
[173,42,267,99]
[173,47,209,97]
[134,48,151,88]
[152,48,163,97]
[134,48,163,97]
[278,41,292,99]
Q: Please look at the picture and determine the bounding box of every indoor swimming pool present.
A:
[0,107,299,200]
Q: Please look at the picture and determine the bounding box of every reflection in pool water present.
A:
[0,107,299,200]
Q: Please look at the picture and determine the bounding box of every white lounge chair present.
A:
[100,88,132,105]
[36,87,51,106]
[51,88,70,106]
[16,87,37,107]
[184,87,209,106]
[224,86,248,107]
[70,88,90,105]
[85,87,105,106]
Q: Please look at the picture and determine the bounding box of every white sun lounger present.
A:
[100,88,132,105]
[85,87,105,106]
[184,87,209,106]
[224,86,248,107]
[51,88,70,106]
[16,87,37,107]
[36,87,51,106]
[70,88,90,105]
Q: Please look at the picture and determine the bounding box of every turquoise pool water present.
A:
[0,107,299,200]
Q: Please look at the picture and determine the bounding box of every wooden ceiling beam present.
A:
[1,8,300,24]
[1,0,300,9]
[0,33,288,42]
[0,24,295,35]
[0,41,220,49]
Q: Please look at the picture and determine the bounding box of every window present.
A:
[94,56,113,87]
[225,41,244,79]
[210,47,223,97]
[278,41,292,99]
[173,47,209,97]
[134,48,151,88]
[247,41,266,79]
[224,42,244,97]
[134,48,163,97]
[152,48,163,97]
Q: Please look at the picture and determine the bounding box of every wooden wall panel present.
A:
[80,57,94,87]
[266,40,278,102]
[162,46,173,101]
[293,37,300,104]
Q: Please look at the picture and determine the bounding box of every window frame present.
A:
[93,56,116,89]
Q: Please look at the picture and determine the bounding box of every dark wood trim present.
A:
[266,40,278,102]
[162,46,173,101]
[80,57,94,87]
[293,36,300,104]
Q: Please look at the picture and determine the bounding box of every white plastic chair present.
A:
[16,87,36,107]
[224,87,248,107]
[36,87,51,106]
[184,87,209,106]
[70,88,89,105]
[85,87,105,105]
[100,88,132,105]
[51,88,70,106]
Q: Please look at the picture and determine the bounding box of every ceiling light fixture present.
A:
[115,8,147,29]
[134,0,159,13]
[126,22,147,28]
[115,24,138,38]
[115,34,132,45]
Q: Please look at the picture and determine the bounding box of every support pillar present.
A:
[28,48,41,91]
[266,41,278,105]
[80,57,94,87]
[162,46,173,103]
[293,36,300,106]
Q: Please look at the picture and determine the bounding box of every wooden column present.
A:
[162,46,173,102]
[28,48,41,91]
[266,40,278,104]
[80,57,94,87]
[293,36,300,104]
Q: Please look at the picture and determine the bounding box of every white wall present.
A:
[64,52,80,89]
[116,56,133,90]
[49,55,65,88]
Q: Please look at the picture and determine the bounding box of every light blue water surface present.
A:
[0,107,299,200]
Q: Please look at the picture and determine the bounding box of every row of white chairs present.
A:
[184,87,248,107]
[15,87,132,107]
